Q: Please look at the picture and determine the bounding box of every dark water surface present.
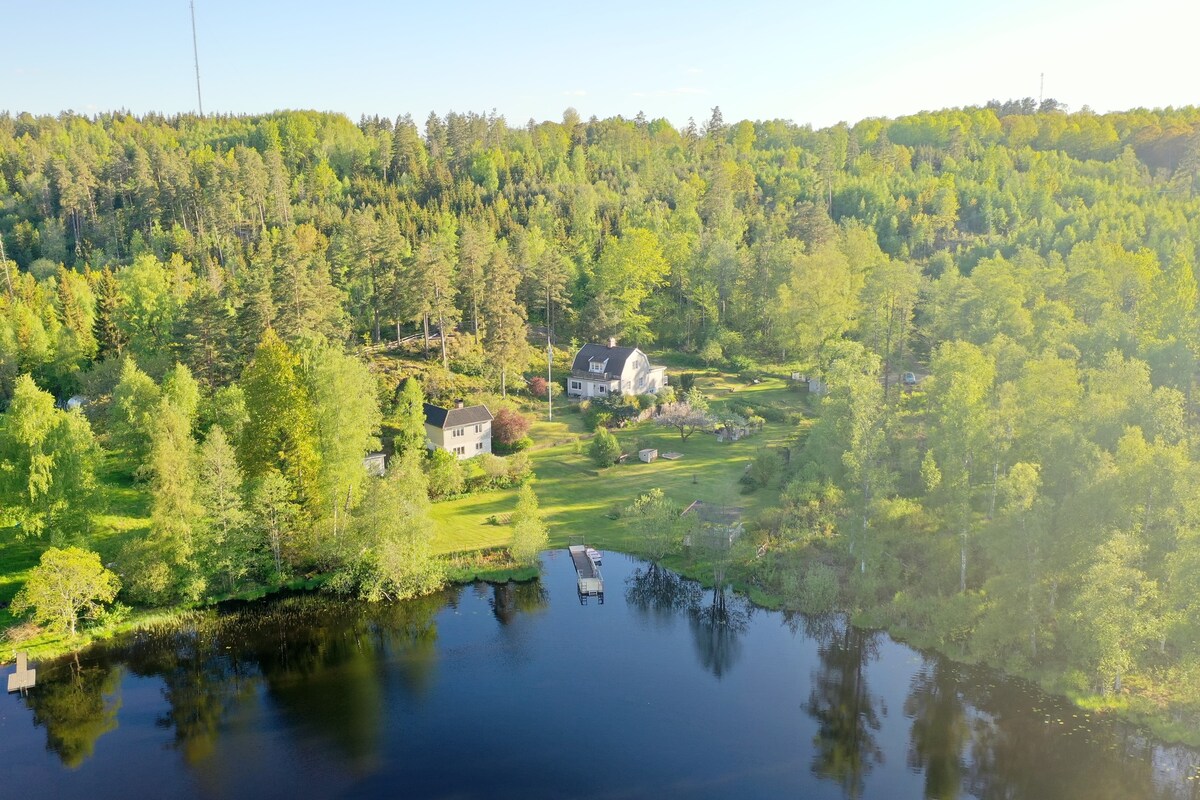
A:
[2,550,1198,799]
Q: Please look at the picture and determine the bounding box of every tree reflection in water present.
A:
[904,661,968,800]
[624,562,702,627]
[689,585,751,680]
[803,617,885,799]
[490,579,549,626]
[120,614,261,765]
[24,653,122,769]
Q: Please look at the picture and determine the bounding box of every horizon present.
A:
[4,0,1197,130]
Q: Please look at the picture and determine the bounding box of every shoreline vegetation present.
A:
[3,104,1200,751]
[7,532,1199,749]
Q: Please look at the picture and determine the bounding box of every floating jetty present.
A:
[568,545,604,604]
[7,652,35,694]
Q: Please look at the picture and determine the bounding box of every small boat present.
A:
[586,547,602,566]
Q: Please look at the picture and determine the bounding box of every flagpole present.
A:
[547,333,553,421]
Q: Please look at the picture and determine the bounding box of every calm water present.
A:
[2,551,1198,799]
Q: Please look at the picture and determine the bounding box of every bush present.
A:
[742,448,783,490]
[506,451,532,484]
[495,435,533,455]
[425,449,465,498]
[679,372,697,392]
[589,429,621,467]
[529,376,548,398]
[795,564,839,614]
[493,407,532,446]
[636,393,657,411]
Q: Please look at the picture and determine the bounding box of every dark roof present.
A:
[570,343,642,379]
[423,402,494,429]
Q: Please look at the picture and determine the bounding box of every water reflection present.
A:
[624,562,703,626]
[24,654,122,768]
[490,580,549,626]
[904,661,968,800]
[689,585,751,680]
[804,618,885,799]
[6,553,1200,799]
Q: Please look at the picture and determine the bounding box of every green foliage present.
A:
[11,547,120,635]
[238,329,321,507]
[328,451,444,601]
[4,104,1200,725]
[624,488,682,562]
[392,377,426,456]
[425,447,465,498]
[196,426,255,595]
[589,428,621,467]
[0,374,100,539]
[107,357,161,469]
[300,338,382,517]
[744,448,783,491]
[509,484,548,565]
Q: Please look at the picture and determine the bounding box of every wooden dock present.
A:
[568,545,604,603]
[7,652,35,694]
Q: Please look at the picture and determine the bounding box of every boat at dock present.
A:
[567,544,604,603]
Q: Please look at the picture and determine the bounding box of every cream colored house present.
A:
[566,339,667,399]
[424,400,493,459]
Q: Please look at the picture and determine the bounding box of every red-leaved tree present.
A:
[492,408,532,445]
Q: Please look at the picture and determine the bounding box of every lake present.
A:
[1,550,1197,799]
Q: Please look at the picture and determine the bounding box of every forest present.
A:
[2,100,1200,729]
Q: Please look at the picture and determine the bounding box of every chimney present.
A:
[455,398,465,409]
[607,337,616,348]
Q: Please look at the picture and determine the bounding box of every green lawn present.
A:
[430,374,807,556]
[0,454,151,629]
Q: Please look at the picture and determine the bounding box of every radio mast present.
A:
[191,1,204,117]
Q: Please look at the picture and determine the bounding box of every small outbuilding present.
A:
[363,452,387,477]
[638,448,658,463]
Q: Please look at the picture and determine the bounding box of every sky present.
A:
[2,0,1197,129]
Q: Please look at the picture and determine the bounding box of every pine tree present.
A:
[91,267,125,358]
[482,243,527,396]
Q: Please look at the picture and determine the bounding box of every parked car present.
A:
[902,372,918,386]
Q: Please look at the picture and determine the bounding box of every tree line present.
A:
[2,102,1200,714]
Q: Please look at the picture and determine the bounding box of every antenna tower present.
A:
[191,1,204,117]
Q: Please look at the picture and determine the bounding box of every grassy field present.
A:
[0,455,150,629]
[430,374,808,555]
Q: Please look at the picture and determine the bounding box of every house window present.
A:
[452,428,464,438]
[454,446,465,456]
[589,360,605,374]
[570,380,582,390]
[598,385,606,394]
[474,424,482,433]
[476,441,484,451]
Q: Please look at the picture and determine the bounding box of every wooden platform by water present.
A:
[7,652,35,694]
[568,545,604,603]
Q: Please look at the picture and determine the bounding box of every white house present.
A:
[566,339,667,399]
[424,400,493,459]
